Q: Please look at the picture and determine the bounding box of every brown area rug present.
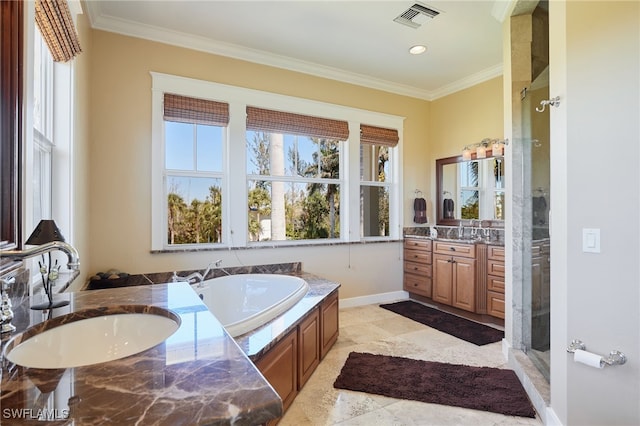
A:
[380,300,503,345]
[334,352,536,418]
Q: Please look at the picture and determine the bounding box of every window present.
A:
[246,107,347,241]
[360,125,398,237]
[151,73,403,250]
[162,94,228,246]
[32,28,54,224]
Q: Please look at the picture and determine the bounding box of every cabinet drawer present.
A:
[404,262,432,277]
[487,291,505,319]
[433,241,475,258]
[487,245,505,261]
[404,248,432,264]
[487,275,505,293]
[404,238,432,251]
[487,259,505,277]
[403,273,432,298]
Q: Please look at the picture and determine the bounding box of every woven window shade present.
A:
[247,106,349,140]
[35,0,82,62]
[360,125,399,147]
[164,94,229,126]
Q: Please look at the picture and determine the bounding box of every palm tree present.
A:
[304,137,340,238]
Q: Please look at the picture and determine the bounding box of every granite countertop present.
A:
[0,282,282,425]
[404,234,505,246]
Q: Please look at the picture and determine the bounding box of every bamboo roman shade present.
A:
[35,0,82,62]
[246,106,349,140]
[164,94,230,126]
[360,124,399,147]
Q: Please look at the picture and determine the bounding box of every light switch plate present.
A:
[582,228,600,253]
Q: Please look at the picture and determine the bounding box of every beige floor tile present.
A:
[278,303,543,426]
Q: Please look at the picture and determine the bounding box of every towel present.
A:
[443,198,455,219]
[413,198,428,223]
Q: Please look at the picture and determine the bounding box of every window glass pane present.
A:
[247,131,340,180]
[459,161,479,188]
[360,144,389,182]
[167,176,222,244]
[196,124,223,172]
[248,180,340,241]
[165,121,194,170]
[494,191,505,220]
[460,189,479,219]
[493,158,504,189]
[361,186,389,237]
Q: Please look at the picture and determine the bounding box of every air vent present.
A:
[394,2,441,29]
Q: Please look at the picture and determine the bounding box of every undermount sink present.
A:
[4,306,180,369]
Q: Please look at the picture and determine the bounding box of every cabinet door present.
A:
[453,257,476,312]
[432,254,454,305]
[255,329,298,414]
[298,308,320,389]
[320,291,339,359]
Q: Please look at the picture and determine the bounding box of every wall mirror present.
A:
[436,152,505,225]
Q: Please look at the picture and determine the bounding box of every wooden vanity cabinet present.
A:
[255,328,298,418]
[432,241,476,312]
[298,308,320,388]
[486,245,505,318]
[320,290,339,359]
[403,237,433,297]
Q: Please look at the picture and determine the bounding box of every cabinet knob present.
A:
[450,247,456,251]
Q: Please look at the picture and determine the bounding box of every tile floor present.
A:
[279,301,544,426]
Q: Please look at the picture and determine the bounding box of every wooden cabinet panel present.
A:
[404,238,432,251]
[255,329,298,414]
[403,273,431,298]
[404,248,432,264]
[487,259,505,277]
[320,291,339,359]
[452,258,476,312]
[433,241,476,258]
[487,291,505,318]
[487,245,505,261]
[298,308,320,388]
[487,276,504,293]
[432,254,454,305]
[403,237,433,297]
[433,252,476,312]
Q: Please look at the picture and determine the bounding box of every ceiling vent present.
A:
[393,2,440,29]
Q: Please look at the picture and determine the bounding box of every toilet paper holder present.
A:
[567,339,627,367]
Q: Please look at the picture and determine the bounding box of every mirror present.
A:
[436,152,505,225]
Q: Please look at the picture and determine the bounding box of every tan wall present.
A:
[70,14,93,286]
[427,77,504,221]
[80,29,432,297]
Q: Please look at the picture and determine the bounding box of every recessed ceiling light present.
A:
[409,45,427,55]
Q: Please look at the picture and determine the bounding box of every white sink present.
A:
[4,307,181,369]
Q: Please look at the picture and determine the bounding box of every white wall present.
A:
[550,1,640,424]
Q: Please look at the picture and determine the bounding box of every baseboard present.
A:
[545,407,563,426]
[339,291,409,309]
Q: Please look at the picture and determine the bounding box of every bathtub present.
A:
[191,274,309,337]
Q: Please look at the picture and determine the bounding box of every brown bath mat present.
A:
[380,300,503,345]
[334,352,536,418]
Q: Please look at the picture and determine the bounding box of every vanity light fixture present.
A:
[409,45,427,55]
[461,138,508,160]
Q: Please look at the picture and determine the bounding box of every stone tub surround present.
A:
[0,283,282,425]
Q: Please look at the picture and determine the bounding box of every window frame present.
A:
[151,72,403,251]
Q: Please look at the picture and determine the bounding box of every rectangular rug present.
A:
[380,300,503,345]
[334,352,536,418]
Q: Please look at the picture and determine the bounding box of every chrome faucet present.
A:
[173,259,225,287]
[0,241,80,271]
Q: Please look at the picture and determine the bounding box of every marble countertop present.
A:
[0,282,282,425]
[404,234,505,246]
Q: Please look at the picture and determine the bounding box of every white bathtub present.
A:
[191,274,309,337]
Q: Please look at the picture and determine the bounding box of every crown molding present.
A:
[86,5,502,102]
